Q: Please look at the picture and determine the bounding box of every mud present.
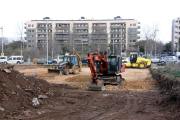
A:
[0,65,180,119]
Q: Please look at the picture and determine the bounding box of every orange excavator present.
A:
[87,51,125,91]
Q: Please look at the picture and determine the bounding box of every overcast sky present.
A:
[0,0,180,43]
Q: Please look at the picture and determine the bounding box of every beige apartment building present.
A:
[172,18,180,53]
[25,16,140,53]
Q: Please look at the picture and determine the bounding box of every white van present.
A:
[0,56,8,64]
[7,56,24,64]
[57,55,64,64]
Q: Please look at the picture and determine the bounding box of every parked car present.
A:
[164,56,178,64]
[159,57,165,63]
[81,57,88,64]
[0,56,8,64]
[52,59,57,64]
[151,57,160,63]
[7,56,24,64]
[39,58,52,64]
[122,57,130,63]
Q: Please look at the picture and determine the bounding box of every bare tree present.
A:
[15,21,25,48]
[140,23,159,58]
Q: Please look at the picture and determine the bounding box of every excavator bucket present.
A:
[48,68,62,76]
[88,80,105,91]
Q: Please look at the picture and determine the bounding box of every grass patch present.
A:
[151,68,180,78]
[168,72,180,78]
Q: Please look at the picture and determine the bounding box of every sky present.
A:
[0,0,180,43]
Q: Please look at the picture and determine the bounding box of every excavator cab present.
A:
[108,56,118,74]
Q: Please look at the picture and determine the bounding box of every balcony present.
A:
[37,32,52,34]
[137,31,140,34]
[91,41,108,44]
[37,42,46,44]
[110,31,126,34]
[92,26,107,29]
[110,41,126,44]
[91,36,107,39]
[138,26,140,29]
[73,26,88,29]
[56,41,70,44]
[92,31,107,34]
[110,26,126,29]
[55,26,70,29]
[73,31,88,34]
[55,31,70,34]
[55,37,70,40]
[37,36,52,39]
[74,36,89,39]
[110,36,126,39]
[37,26,52,29]
[137,36,140,39]
[74,41,89,44]
[24,32,26,34]
[24,27,26,29]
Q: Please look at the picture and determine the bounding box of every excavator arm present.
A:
[87,52,108,90]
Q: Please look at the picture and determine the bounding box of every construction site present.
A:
[0,64,179,120]
[1,51,180,120]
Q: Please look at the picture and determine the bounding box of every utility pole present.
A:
[121,26,122,57]
[0,27,3,56]
[113,38,114,55]
[178,18,180,53]
[21,37,22,64]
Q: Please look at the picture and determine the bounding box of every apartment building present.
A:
[172,18,180,53]
[25,16,140,53]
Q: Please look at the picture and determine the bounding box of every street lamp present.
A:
[46,20,48,64]
[0,27,3,56]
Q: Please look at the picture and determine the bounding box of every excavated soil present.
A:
[0,65,180,119]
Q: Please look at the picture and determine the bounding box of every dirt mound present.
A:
[0,65,75,119]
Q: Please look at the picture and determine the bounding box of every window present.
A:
[28,30,31,32]
[130,24,132,26]
[8,58,12,60]
[133,24,136,26]
[13,57,17,60]
[133,40,136,42]
[32,35,34,37]
[28,45,31,47]
[32,24,34,27]
[28,40,31,43]
[130,40,132,42]
[0,57,5,59]
[32,30,34,32]
[28,24,31,27]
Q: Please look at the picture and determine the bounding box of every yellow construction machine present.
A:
[48,51,82,75]
[125,54,151,69]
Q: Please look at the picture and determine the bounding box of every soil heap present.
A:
[0,65,74,119]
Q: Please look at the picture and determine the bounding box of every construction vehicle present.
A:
[87,52,125,91]
[48,51,82,75]
[125,54,151,69]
